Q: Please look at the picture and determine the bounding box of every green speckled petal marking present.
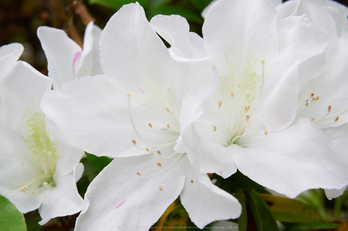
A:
[14,110,58,194]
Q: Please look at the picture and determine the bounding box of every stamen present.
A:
[191,180,194,183]
[148,123,152,128]
[159,186,163,191]
[328,106,332,112]
[136,172,141,176]
[157,162,162,167]
[244,106,250,112]
[264,130,268,136]
[335,116,339,122]
[213,126,217,132]
[146,148,149,151]
[315,96,319,101]
[139,153,184,179]
[311,118,315,121]
[310,93,315,98]
[127,93,177,148]
[167,124,170,128]
[218,101,222,108]
[246,115,250,122]
[132,140,136,145]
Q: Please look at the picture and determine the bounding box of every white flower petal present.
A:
[100,3,175,91]
[180,173,241,228]
[41,75,147,157]
[75,22,103,77]
[37,26,81,88]
[233,118,348,198]
[150,15,206,60]
[38,168,84,225]
[0,61,52,135]
[323,123,348,164]
[203,0,278,74]
[0,43,23,78]
[75,154,186,231]
[325,186,346,200]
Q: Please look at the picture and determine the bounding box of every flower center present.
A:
[215,60,266,145]
[12,111,58,195]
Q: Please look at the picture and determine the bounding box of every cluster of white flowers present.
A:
[0,0,347,229]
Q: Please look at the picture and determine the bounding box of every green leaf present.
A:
[86,152,113,172]
[244,190,279,231]
[236,190,247,231]
[149,0,171,8]
[189,0,213,11]
[259,194,321,223]
[88,0,148,11]
[0,194,27,231]
[283,221,340,231]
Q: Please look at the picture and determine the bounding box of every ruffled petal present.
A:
[75,22,103,77]
[75,154,186,231]
[233,118,348,198]
[180,172,241,228]
[38,165,84,225]
[37,26,81,88]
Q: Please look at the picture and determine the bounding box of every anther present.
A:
[42,163,46,169]
[218,101,222,108]
[328,106,332,112]
[15,182,18,186]
[213,126,217,132]
[244,106,250,112]
[166,107,171,112]
[231,92,234,98]
[238,84,241,88]
[310,93,314,98]
[42,182,48,186]
[246,115,250,122]
[32,191,35,195]
[265,130,268,136]
[146,148,149,151]
[136,172,141,176]
[132,140,136,145]
[191,180,194,183]
[157,162,162,167]
[311,118,315,121]
[157,150,161,155]
[311,98,315,102]
[159,186,163,191]
[246,94,249,99]
[167,124,170,128]
[305,102,309,107]
[315,96,319,101]
[335,116,339,122]
[148,123,152,128]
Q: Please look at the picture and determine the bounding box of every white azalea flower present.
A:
[0,61,84,225]
[37,21,102,88]
[0,43,23,120]
[152,0,348,198]
[41,3,241,230]
[278,0,348,199]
